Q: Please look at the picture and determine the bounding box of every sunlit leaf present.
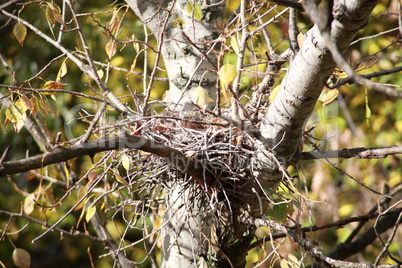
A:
[107,9,120,34]
[218,64,237,103]
[85,202,96,222]
[231,36,239,55]
[269,84,280,102]
[121,153,130,171]
[186,1,202,21]
[56,60,68,81]
[43,80,67,90]
[106,39,117,60]
[13,22,27,47]
[23,194,36,215]
[12,248,31,268]
[5,101,27,133]
[322,88,339,106]
[365,88,371,125]
[280,259,289,268]
[338,203,354,217]
[191,86,213,110]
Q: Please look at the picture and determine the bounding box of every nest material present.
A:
[138,110,258,182]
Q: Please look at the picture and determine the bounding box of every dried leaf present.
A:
[105,39,117,60]
[107,10,120,34]
[12,248,31,268]
[56,60,68,81]
[13,22,27,47]
[43,80,67,90]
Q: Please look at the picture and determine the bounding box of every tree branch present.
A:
[298,145,402,160]
[0,134,214,186]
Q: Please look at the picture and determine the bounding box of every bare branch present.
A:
[298,145,402,160]
[0,134,214,186]
[0,209,104,242]
[1,9,130,114]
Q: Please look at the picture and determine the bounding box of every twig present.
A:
[141,0,175,115]
[0,209,104,242]
[298,145,402,160]
[1,10,129,114]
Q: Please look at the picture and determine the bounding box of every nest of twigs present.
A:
[123,109,262,203]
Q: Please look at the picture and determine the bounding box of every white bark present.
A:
[125,0,224,110]
[260,0,380,168]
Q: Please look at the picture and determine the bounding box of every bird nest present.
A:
[123,110,262,198]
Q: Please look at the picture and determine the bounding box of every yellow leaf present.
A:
[338,203,354,217]
[85,202,96,222]
[13,22,27,47]
[231,36,240,55]
[23,194,35,215]
[186,1,202,21]
[75,187,87,211]
[191,86,213,110]
[56,60,68,81]
[12,248,31,268]
[365,88,371,125]
[121,153,130,171]
[5,102,27,133]
[218,64,237,89]
[218,64,237,103]
[280,259,289,268]
[269,84,280,102]
[322,88,338,106]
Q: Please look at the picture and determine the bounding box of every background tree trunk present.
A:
[125,0,380,266]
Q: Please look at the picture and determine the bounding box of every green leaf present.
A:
[273,203,287,222]
[186,1,202,21]
[13,22,27,47]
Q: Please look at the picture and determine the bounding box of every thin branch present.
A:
[303,0,402,99]
[0,209,104,242]
[298,145,402,160]
[0,84,114,105]
[249,207,402,248]
[1,10,129,114]
[0,134,214,186]
[333,66,402,90]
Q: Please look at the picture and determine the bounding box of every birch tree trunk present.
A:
[125,0,380,267]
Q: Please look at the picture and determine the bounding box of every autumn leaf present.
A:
[191,86,213,110]
[106,39,117,60]
[218,64,237,103]
[322,88,339,106]
[13,22,27,46]
[12,248,31,268]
